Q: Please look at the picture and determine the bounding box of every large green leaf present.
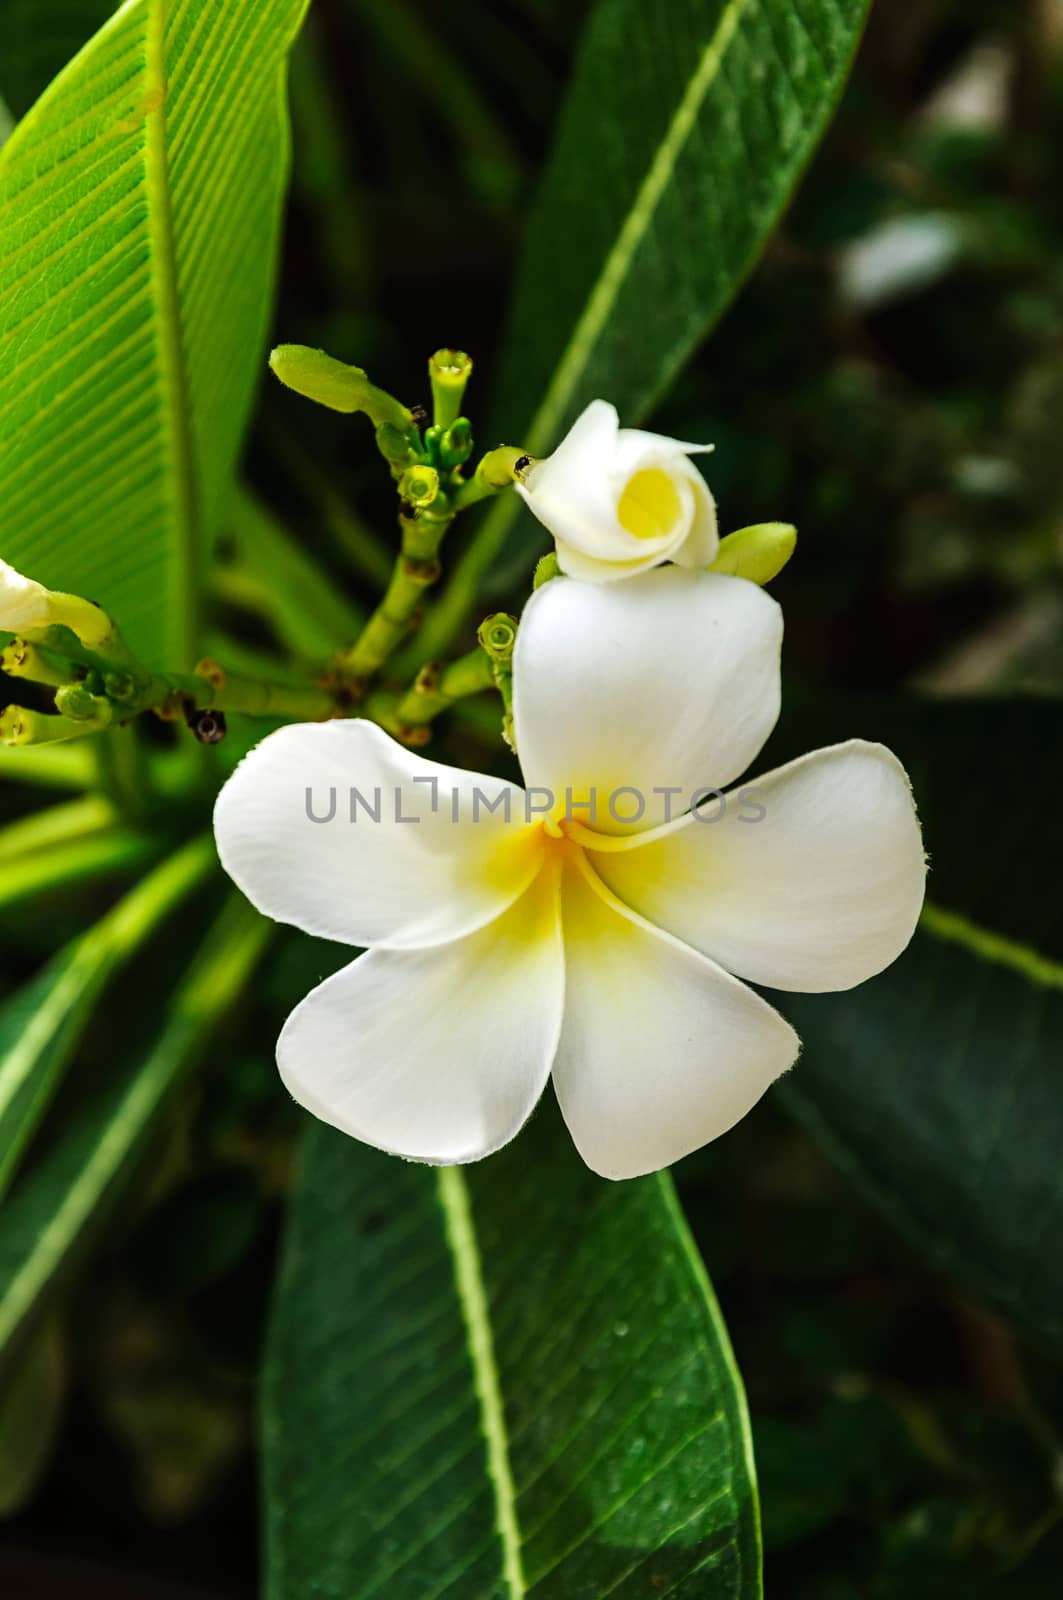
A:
[419,0,871,655]
[219,487,366,659]
[264,1106,761,1599]
[0,0,309,669]
[0,834,212,1200]
[0,891,270,1367]
[757,696,1063,1350]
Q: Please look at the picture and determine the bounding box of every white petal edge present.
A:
[276,864,564,1165]
[214,719,541,950]
[513,568,783,832]
[552,854,799,1180]
[590,740,927,992]
[517,400,626,550]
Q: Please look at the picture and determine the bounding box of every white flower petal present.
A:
[0,559,51,633]
[214,718,541,949]
[517,400,629,551]
[276,866,564,1164]
[513,568,782,832]
[552,856,798,1180]
[591,741,926,992]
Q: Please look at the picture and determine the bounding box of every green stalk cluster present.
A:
[3,345,530,756]
[272,342,525,689]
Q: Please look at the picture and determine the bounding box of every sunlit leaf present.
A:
[0,0,309,667]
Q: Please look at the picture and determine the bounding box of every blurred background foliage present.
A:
[2,0,1063,1594]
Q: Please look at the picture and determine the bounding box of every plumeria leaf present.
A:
[219,488,366,659]
[0,1316,64,1515]
[419,0,871,654]
[0,0,309,669]
[760,696,1063,1350]
[0,837,213,1202]
[264,1104,762,1599]
[0,893,270,1368]
[0,823,159,914]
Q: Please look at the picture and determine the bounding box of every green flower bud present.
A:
[55,683,113,726]
[533,553,562,590]
[707,522,797,585]
[477,612,518,663]
[399,465,441,509]
[439,417,474,468]
[270,345,412,430]
[429,349,473,429]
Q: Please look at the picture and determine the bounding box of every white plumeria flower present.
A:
[0,557,55,634]
[516,400,718,581]
[214,569,925,1180]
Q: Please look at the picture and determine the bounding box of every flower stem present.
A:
[392,645,495,730]
[336,515,449,682]
[141,667,335,723]
[385,610,518,746]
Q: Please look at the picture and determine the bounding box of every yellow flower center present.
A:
[616,467,682,541]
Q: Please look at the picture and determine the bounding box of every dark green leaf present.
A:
[265,1104,761,1598]
[0,836,213,1199]
[759,696,1063,1349]
[0,892,270,1367]
[420,0,871,653]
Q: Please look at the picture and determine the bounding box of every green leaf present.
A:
[0,823,159,912]
[759,697,1063,1350]
[419,0,871,655]
[0,1316,64,1515]
[0,0,309,669]
[0,891,270,1367]
[220,487,365,659]
[264,1106,761,1599]
[0,741,96,791]
[0,835,213,1201]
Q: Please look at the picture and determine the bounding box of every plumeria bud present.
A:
[516,400,718,582]
[375,421,419,469]
[1,706,105,747]
[270,345,412,432]
[399,464,440,509]
[476,613,518,663]
[55,683,113,726]
[533,553,562,590]
[439,417,474,468]
[429,349,473,429]
[708,522,797,585]
[452,446,527,511]
[1,639,79,688]
[0,558,113,650]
